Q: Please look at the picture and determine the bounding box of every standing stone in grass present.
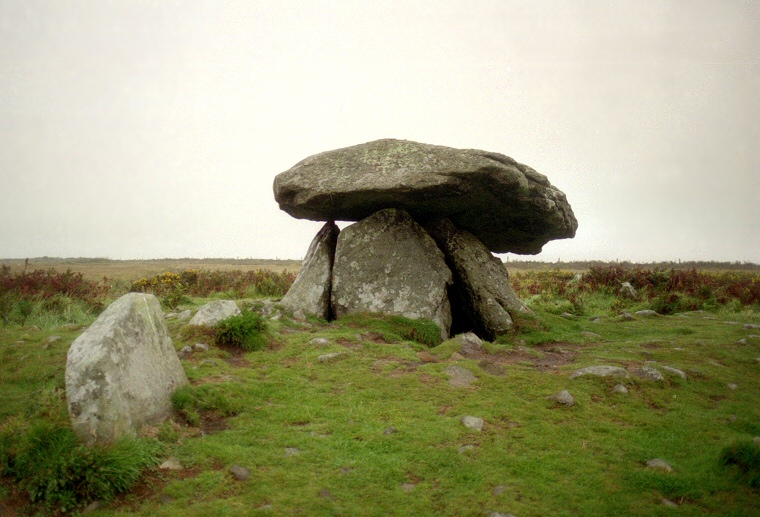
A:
[65,293,188,445]
[281,221,339,320]
[619,282,637,299]
[425,218,529,339]
[331,209,453,340]
[188,300,241,327]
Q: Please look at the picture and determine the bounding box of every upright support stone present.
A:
[65,293,188,445]
[331,209,453,339]
[281,221,339,319]
[426,218,529,340]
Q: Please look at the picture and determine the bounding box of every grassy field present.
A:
[1,262,759,515]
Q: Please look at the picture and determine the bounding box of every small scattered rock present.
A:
[753,436,760,444]
[570,365,629,379]
[383,427,398,435]
[560,312,575,319]
[455,332,484,357]
[176,309,192,319]
[727,383,738,390]
[194,342,210,352]
[492,485,507,496]
[310,337,330,347]
[646,458,673,472]
[745,323,760,330]
[159,457,183,470]
[458,444,477,454]
[619,311,635,321]
[747,335,760,341]
[401,483,416,492]
[318,352,345,363]
[547,390,574,407]
[723,321,742,325]
[613,384,629,394]
[450,352,465,361]
[589,316,602,323]
[285,447,301,457]
[444,365,477,387]
[737,339,748,345]
[178,345,193,359]
[488,513,516,517]
[635,310,660,317]
[461,416,484,431]
[230,464,251,481]
[634,366,664,381]
[661,365,687,380]
[46,335,62,343]
[165,312,177,319]
[662,499,679,507]
[581,331,602,339]
[201,360,219,367]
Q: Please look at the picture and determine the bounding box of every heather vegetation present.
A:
[1,260,759,515]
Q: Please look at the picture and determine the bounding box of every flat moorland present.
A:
[1,263,759,516]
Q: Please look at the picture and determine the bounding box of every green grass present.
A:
[1,294,759,515]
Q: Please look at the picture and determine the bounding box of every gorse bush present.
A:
[215,311,269,351]
[0,421,162,512]
[131,268,295,300]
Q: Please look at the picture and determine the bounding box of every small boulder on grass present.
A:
[189,300,241,327]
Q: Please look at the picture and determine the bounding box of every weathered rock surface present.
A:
[548,390,575,407]
[570,365,630,379]
[331,209,453,339]
[444,365,477,387]
[274,139,577,254]
[426,218,529,338]
[65,293,188,445]
[453,332,484,357]
[634,366,664,381]
[188,300,241,327]
[281,221,339,319]
[461,415,484,431]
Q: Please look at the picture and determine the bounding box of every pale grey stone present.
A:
[425,218,529,338]
[178,345,193,359]
[613,384,629,394]
[383,427,398,435]
[230,464,251,481]
[188,300,241,327]
[737,339,748,345]
[570,365,629,379]
[662,499,678,507]
[159,457,183,470]
[285,447,301,456]
[461,415,484,431]
[635,366,664,381]
[281,221,340,320]
[581,331,602,339]
[318,352,345,363]
[646,458,673,472]
[727,383,738,390]
[458,444,477,454]
[744,323,760,330]
[273,138,577,254]
[331,209,452,340]
[444,365,477,387]
[194,342,210,352]
[560,312,575,319]
[401,483,416,492]
[635,310,660,317]
[46,335,62,343]
[176,309,192,319]
[310,337,330,347]
[453,332,484,357]
[619,282,637,299]
[65,293,188,445]
[661,365,687,379]
[548,390,575,406]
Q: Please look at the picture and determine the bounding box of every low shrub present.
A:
[214,312,269,352]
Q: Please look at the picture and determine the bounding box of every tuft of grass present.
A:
[214,311,269,352]
[720,440,760,488]
[0,421,162,512]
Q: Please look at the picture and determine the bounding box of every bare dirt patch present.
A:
[487,343,580,371]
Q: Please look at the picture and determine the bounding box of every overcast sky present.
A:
[1,0,758,263]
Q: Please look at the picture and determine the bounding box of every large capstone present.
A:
[331,208,453,339]
[65,293,188,445]
[426,218,530,339]
[281,221,339,319]
[273,139,577,254]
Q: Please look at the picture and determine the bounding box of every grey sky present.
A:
[1,0,758,262]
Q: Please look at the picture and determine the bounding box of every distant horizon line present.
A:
[1,256,759,267]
